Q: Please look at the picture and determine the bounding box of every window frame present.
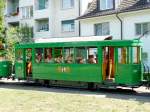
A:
[99,0,114,10]
[61,0,74,10]
[35,48,44,63]
[21,6,33,19]
[95,22,110,36]
[135,22,150,36]
[37,0,49,10]
[61,20,75,32]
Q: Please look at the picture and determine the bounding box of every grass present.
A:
[0,87,149,112]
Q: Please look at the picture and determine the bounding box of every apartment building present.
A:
[5,0,92,41]
[78,0,150,65]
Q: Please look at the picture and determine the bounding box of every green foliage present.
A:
[5,25,33,62]
[5,27,22,62]
[0,0,5,42]
[19,24,33,43]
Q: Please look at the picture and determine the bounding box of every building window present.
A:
[37,0,48,10]
[36,19,49,32]
[21,6,33,19]
[100,0,114,10]
[62,20,75,32]
[62,0,74,9]
[95,22,110,36]
[135,22,150,35]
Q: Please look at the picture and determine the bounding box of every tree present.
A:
[0,0,5,43]
[5,25,33,62]
[5,27,22,62]
[19,24,34,43]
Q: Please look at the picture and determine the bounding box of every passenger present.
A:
[66,55,73,64]
[36,53,42,63]
[79,58,85,64]
[55,55,63,63]
[88,55,96,64]
[45,55,53,63]
[27,61,32,76]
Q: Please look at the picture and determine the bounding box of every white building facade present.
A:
[79,0,150,65]
[5,0,92,40]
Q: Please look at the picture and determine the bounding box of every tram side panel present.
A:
[0,61,12,78]
[32,63,103,83]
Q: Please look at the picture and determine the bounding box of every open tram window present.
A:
[35,48,43,63]
[76,47,86,64]
[26,49,32,62]
[16,49,23,63]
[133,47,140,64]
[64,48,74,64]
[118,47,127,64]
[26,49,32,76]
[44,48,53,63]
[87,47,98,64]
[54,48,63,63]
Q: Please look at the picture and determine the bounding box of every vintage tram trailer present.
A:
[0,43,12,78]
[14,36,149,89]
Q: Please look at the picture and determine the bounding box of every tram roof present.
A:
[34,35,112,43]
[16,36,142,48]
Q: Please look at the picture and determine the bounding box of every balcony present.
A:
[34,0,49,19]
[5,0,19,23]
[34,18,51,39]
[5,14,20,23]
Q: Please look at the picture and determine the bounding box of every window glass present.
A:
[38,0,48,10]
[118,48,127,64]
[135,22,150,35]
[62,0,74,9]
[95,22,110,36]
[76,48,86,64]
[87,48,98,64]
[21,6,33,19]
[35,48,43,63]
[16,49,23,63]
[37,19,49,32]
[133,47,140,64]
[64,48,74,64]
[44,48,53,63]
[54,48,63,63]
[100,0,113,10]
[62,20,75,32]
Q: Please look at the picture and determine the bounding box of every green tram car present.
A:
[15,36,148,89]
[0,43,12,78]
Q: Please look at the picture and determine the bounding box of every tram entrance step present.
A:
[103,79,116,86]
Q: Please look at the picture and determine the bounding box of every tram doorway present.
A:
[102,47,115,81]
[25,48,32,77]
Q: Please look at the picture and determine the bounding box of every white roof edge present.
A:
[34,35,112,43]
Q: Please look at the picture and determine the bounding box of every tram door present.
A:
[102,47,115,81]
[25,49,32,77]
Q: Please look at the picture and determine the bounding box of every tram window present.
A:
[64,48,74,64]
[35,48,43,63]
[118,47,127,64]
[44,48,53,63]
[54,48,63,63]
[133,47,140,64]
[76,47,86,64]
[16,49,23,62]
[87,48,98,64]
[26,49,32,62]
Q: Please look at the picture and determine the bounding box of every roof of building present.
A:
[78,0,150,19]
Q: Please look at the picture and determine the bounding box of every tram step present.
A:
[103,79,117,86]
